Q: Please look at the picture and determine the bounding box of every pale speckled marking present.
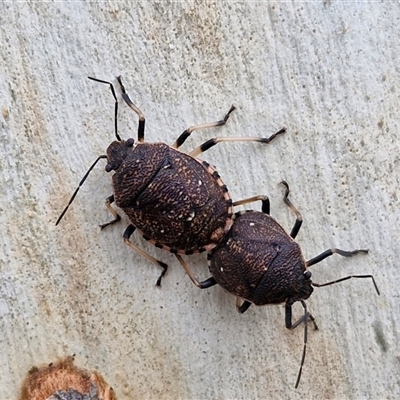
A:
[135,157,234,254]
[199,158,234,251]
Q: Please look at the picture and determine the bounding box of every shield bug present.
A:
[175,181,380,387]
[56,76,285,285]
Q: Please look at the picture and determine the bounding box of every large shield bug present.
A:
[176,181,380,387]
[56,76,285,285]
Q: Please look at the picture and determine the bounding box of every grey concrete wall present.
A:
[1,2,399,399]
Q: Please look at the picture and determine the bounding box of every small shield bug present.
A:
[176,181,380,387]
[56,76,285,285]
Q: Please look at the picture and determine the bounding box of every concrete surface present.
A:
[0,2,399,399]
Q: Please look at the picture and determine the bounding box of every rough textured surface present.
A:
[108,141,233,253]
[1,2,398,399]
[208,210,314,306]
[18,356,115,400]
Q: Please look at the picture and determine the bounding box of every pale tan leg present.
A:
[236,297,252,313]
[123,225,168,286]
[175,254,217,289]
[175,254,202,287]
[189,128,285,157]
[100,195,121,229]
[232,195,270,214]
[233,195,268,208]
[172,106,236,149]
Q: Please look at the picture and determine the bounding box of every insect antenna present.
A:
[312,274,380,295]
[295,300,318,389]
[88,76,121,141]
[55,155,107,225]
[306,248,380,295]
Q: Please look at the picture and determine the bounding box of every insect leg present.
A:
[306,248,368,266]
[116,76,146,142]
[189,128,285,157]
[172,106,236,149]
[236,298,253,313]
[308,249,380,295]
[175,254,217,288]
[281,181,302,239]
[99,195,121,229]
[123,225,168,286]
[233,195,270,214]
[88,77,121,141]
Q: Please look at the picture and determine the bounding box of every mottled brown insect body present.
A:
[195,183,378,388]
[56,76,284,285]
[108,140,233,253]
[208,210,313,305]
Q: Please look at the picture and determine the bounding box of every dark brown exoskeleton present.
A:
[56,76,285,285]
[175,181,380,388]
